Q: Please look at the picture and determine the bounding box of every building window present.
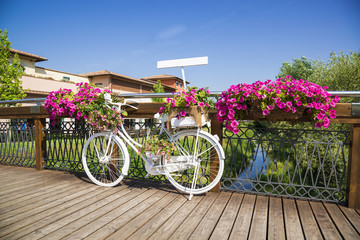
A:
[95,83,103,87]
[180,83,183,88]
[62,76,70,82]
[176,81,179,87]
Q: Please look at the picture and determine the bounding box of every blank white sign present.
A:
[157,56,208,69]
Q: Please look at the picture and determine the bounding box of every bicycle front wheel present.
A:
[82,132,129,187]
[165,130,224,195]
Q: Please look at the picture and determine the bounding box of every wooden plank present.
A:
[339,205,360,233]
[310,201,342,239]
[189,192,232,240]
[126,194,187,240]
[2,186,117,240]
[16,180,145,240]
[324,202,360,239]
[0,182,95,229]
[104,192,175,240]
[145,194,203,240]
[296,200,323,240]
[210,193,244,240]
[0,171,79,197]
[34,118,45,170]
[41,182,160,239]
[283,198,304,240]
[209,113,222,192]
[348,124,360,209]
[0,181,83,214]
[0,172,88,203]
[168,192,219,240]
[248,195,268,240]
[229,194,256,240]
[268,197,285,240]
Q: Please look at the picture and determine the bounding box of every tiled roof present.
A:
[142,74,179,80]
[10,48,48,62]
[143,74,190,84]
[25,90,50,95]
[81,70,170,87]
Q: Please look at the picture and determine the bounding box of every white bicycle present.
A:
[82,94,225,199]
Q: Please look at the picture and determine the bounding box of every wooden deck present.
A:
[0,165,359,240]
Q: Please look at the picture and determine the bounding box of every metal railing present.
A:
[1,91,360,104]
[0,118,351,204]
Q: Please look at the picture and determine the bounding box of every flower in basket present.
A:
[138,135,176,162]
[215,76,340,134]
[157,87,214,131]
[158,87,213,118]
[45,82,126,131]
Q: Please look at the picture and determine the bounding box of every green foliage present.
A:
[0,29,26,106]
[277,50,360,103]
[310,51,360,103]
[151,80,165,102]
[277,56,314,80]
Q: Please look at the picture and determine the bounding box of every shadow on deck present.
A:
[0,165,359,240]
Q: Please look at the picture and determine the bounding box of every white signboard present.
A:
[157,56,208,69]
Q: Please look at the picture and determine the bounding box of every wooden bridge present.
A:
[1,165,359,240]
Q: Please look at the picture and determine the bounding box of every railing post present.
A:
[210,113,223,192]
[348,124,360,209]
[35,118,46,170]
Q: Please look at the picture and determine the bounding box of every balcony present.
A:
[1,92,360,239]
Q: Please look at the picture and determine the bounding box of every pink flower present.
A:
[296,101,302,106]
[219,110,226,117]
[267,105,273,111]
[316,113,325,120]
[180,111,187,117]
[278,102,285,109]
[230,120,239,129]
[262,109,269,116]
[198,102,205,107]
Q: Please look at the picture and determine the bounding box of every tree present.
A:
[276,51,360,103]
[0,29,26,106]
[151,80,165,103]
[310,51,360,103]
[276,56,314,80]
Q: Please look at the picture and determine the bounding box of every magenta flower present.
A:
[262,109,269,116]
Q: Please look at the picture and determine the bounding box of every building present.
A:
[81,70,176,95]
[9,49,183,99]
[142,74,188,92]
[9,49,89,98]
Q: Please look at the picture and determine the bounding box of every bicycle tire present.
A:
[165,129,224,194]
[82,132,130,187]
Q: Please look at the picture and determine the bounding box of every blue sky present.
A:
[1,0,359,91]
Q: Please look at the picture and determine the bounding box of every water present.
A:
[232,146,269,191]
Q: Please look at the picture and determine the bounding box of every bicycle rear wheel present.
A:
[82,132,129,187]
[165,130,224,195]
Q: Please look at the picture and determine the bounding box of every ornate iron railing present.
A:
[0,121,36,167]
[1,118,350,203]
[221,123,350,203]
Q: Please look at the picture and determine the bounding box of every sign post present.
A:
[157,56,208,90]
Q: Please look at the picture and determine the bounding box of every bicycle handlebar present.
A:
[104,93,139,112]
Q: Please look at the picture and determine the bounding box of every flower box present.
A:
[155,113,210,128]
[215,77,339,134]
